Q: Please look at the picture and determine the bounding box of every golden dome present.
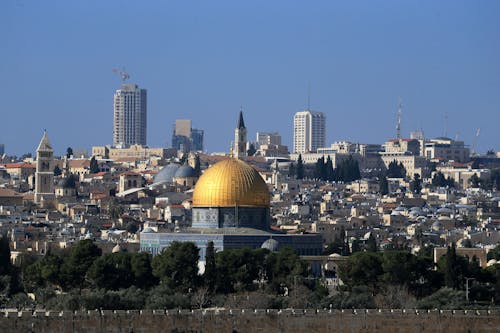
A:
[192,158,270,208]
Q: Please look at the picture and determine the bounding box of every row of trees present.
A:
[289,154,361,182]
[10,239,313,309]
[339,245,500,307]
[3,236,500,310]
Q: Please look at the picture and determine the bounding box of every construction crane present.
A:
[112,67,130,83]
[471,128,480,156]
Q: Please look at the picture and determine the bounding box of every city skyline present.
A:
[1,1,499,155]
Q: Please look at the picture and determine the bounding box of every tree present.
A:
[88,252,133,290]
[410,173,422,194]
[386,160,406,178]
[130,252,156,288]
[469,173,480,188]
[66,147,73,158]
[288,163,296,178]
[339,252,383,290]
[325,156,334,181]
[53,165,62,176]
[365,233,378,252]
[108,198,124,219]
[264,247,308,294]
[194,154,201,177]
[215,247,267,293]
[126,221,139,234]
[60,239,102,290]
[432,172,454,188]
[89,156,99,174]
[247,143,257,157]
[438,244,468,290]
[335,156,361,182]
[204,241,217,292]
[490,169,500,190]
[379,176,389,195]
[487,244,500,261]
[152,241,200,292]
[296,154,304,180]
[0,234,11,276]
[325,227,349,256]
[381,251,417,286]
[314,156,326,180]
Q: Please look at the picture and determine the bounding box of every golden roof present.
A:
[192,158,270,208]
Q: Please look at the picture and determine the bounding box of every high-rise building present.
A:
[34,131,55,205]
[174,119,192,137]
[256,132,282,147]
[113,84,147,147]
[171,119,204,153]
[293,110,325,153]
[234,111,247,159]
[172,119,192,153]
[0,144,4,156]
[191,129,204,152]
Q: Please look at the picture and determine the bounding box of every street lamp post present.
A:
[465,277,475,302]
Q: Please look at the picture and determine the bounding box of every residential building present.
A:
[92,145,175,160]
[384,138,421,155]
[293,110,325,153]
[256,132,282,147]
[424,137,470,163]
[113,84,147,147]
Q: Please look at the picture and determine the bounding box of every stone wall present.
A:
[1,308,499,333]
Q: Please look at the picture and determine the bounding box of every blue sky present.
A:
[1,0,499,156]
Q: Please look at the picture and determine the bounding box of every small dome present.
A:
[432,221,442,231]
[193,158,270,208]
[141,227,156,233]
[261,238,280,252]
[154,164,180,183]
[112,244,122,253]
[174,164,196,178]
[487,259,498,266]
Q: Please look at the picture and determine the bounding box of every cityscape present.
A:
[1,1,500,332]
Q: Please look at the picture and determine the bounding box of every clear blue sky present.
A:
[1,0,499,156]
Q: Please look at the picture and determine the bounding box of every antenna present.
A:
[112,67,130,83]
[307,82,311,111]
[444,112,448,137]
[396,98,402,139]
[471,128,480,155]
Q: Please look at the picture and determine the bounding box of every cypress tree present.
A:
[296,154,304,180]
[204,241,217,292]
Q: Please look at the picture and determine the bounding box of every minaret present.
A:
[234,110,247,159]
[34,131,55,205]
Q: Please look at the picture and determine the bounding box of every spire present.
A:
[37,130,53,151]
[237,108,245,129]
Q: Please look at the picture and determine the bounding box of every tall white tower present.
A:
[113,84,147,147]
[293,110,325,153]
[34,131,55,205]
[234,111,247,159]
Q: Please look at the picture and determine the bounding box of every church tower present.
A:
[234,110,247,159]
[34,131,55,205]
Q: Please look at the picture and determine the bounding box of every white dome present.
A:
[487,259,498,266]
